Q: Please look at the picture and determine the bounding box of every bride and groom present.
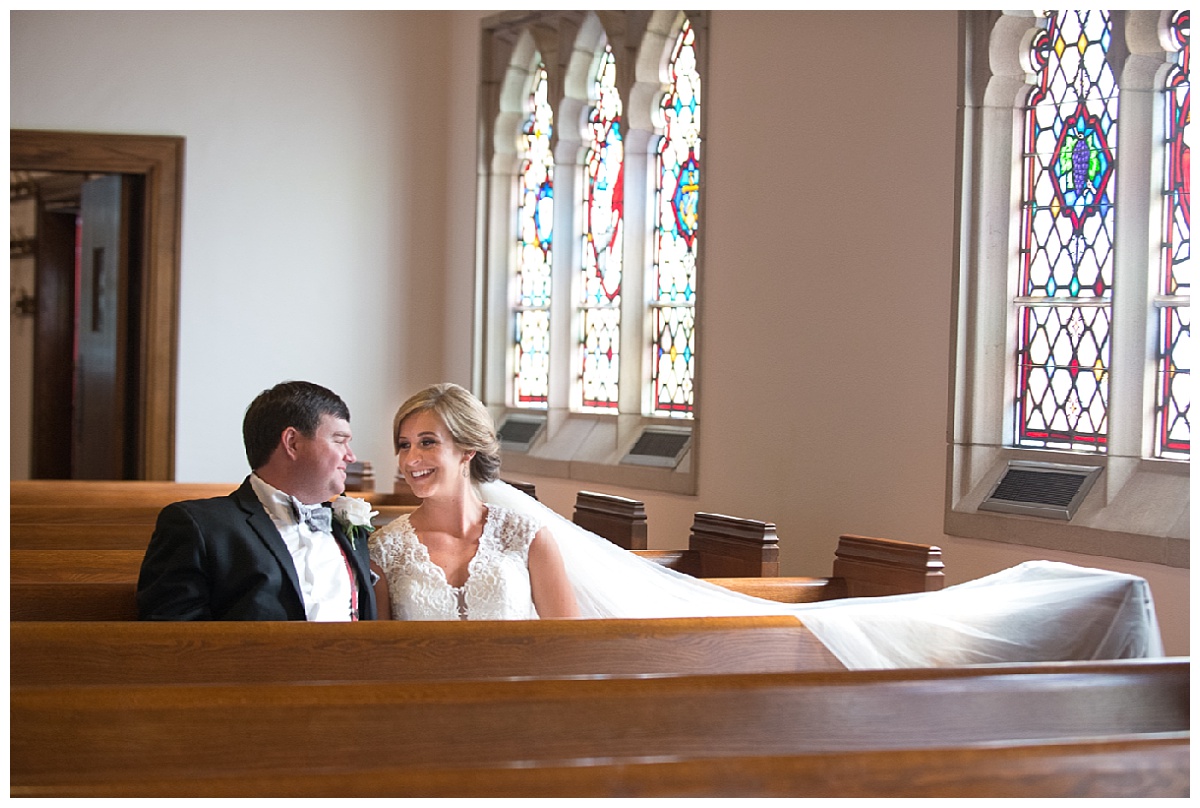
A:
[137,380,1164,670]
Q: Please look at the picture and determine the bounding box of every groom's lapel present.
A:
[232,478,304,600]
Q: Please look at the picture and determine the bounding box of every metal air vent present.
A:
[978,460,1102,521]
[496,413,546,453]
[621,425,692,468]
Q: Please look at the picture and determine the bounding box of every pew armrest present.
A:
[832,534,944,597]
[573,491,648,550]
[688,512,780,577]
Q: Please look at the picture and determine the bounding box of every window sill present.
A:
[945,444,1189,569]
[489,407,697,496]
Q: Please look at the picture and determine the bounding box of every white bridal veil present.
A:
[478,480,1165,670]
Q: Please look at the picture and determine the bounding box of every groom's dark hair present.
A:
[243,380,350,469]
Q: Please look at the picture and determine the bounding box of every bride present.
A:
[369,383,580,621]
[370,384,1164,670]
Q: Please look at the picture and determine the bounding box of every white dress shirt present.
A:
[250,473,354,621]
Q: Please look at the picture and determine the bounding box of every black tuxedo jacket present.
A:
[137,476,378,620]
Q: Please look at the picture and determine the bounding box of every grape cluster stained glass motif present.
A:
[579,45,624,410]
[1017,10,1117,451]
[514,63,554,408]
[1157,9,1191,459]
[652,20,700,417]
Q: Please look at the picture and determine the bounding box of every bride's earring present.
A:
[462,462,469,479]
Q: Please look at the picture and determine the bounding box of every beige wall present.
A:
[11,10,457,481]
[10,10,1188,655]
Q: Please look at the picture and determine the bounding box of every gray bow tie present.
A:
[291,499,332,533]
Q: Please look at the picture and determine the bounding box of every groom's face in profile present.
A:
[293,413,356,501]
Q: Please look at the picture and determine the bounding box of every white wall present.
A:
[11,10,1188,655]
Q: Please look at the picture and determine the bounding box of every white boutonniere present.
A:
[332,495,378,549]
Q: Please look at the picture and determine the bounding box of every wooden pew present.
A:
[10,478,396,512]
[343,460,374,491]
[575,491,783,577]
[11,477,392,508]
[573,492,944,592]
[10,616,846,687]
[11,581,138,621]
[573,490,648,548]
[11,504,415,549]
[10,658,1189,797]
[11,479,238,508]
[503,478,538,500]
[10,529,939,619]
[14,735,1189,798]
[577,492,780,576]
[709,533,946,601]
[6,569,841,620]
[12,549,156,583]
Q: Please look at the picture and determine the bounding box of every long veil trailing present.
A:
[478,480,1164,670]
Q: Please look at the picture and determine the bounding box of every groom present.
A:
[137,380,378,621]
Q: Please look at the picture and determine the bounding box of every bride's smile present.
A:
[395,410,473,498]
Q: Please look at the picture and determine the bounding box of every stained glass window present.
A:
[514,63,554,408]
[1156,10,1191,459]
[579,45,624,410]
[651,19,700,417]
[1016,10,1117,451]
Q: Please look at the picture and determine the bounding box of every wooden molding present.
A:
[11,129,184,480]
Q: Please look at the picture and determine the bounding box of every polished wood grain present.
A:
[11,659,1188,796]
[10,615,844,687]
[12,734,1188,798]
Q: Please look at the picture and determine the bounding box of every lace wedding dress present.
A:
[473,480,1166,670]
[370,505,540,620]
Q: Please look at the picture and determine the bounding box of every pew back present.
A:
[12,549,145,583]
[11,506,414,548]
[15,734,1188,798]
[11,658,1188,795]
[11,479,237,508]
[11,616,846,687]
[11,478,387,508]
[8,573,856,620]
[9,531,944,619]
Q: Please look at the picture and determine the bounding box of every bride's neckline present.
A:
[407,506,495,590]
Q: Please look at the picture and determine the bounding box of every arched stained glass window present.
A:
[514,63,554,408]
[651,19,700,417]
[1016,10,1118,451]
[579,44,624,410]
[1156,10,1191,459]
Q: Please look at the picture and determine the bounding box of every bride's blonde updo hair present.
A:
[392,383,502,483]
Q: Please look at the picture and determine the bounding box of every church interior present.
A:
[9,9,1190,797]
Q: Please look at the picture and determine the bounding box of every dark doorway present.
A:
[11,130,183,480]
[15,171,145,478]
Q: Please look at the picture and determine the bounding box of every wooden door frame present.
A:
[11,130,183,480]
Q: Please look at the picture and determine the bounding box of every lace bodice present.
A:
[369,505,539,620]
